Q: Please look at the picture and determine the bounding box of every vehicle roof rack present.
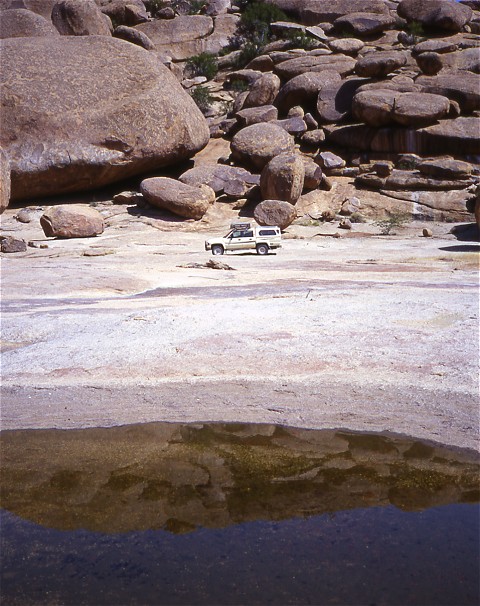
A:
[230,222,251,229]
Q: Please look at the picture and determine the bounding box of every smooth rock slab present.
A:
[230,123,295,170]
[397,0,473,32]
[0,36,209,201]
[417,72,480,112]
[40,205,104,238]
[140,177,215,220]
[179,164,259,197]
[254,199,297,229]
[274,54,356,80]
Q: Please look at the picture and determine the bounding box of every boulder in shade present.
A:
[334,12,395,37]
[140,177,215,220]
[230,123,295,170]
[274,70,341,113]
[254,199,297,229]
[40,205,104,238]
[179,164,259,197]
[260,152,305,204]
[355,51,408,78]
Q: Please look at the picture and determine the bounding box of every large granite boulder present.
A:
[236,105,279,127]
[40,205,104,238]
[334,12,395,37]
[243,73,281,108]
[98,0,149,26]
[274,71,341,112]
[316,78,367,124]
[140,177,215,220]
[113,25,154,50]
[135,15,214,61]
[51,0,112,36]
[418,158,473,179]
[397,0,473,32]
[353,89,450,126]
[274,53,356,80]
[1,36,209,201]
[416,72,480,112]
[179,164,259,197]
[355,51,408,78]
[0,147,10,213]
[298,0,389,25]
[0,0,57,18]
[230,123,296,170]
[260,152,305,203]
[0,8,60,38]
[254,199,297,229]
[418,117,480,155]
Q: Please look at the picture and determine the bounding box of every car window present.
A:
[259,229,277,236]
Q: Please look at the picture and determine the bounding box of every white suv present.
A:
[205,223,282,255]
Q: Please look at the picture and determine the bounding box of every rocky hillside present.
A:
[0,0,479,231]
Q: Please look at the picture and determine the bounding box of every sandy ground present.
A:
[1,203,479,450]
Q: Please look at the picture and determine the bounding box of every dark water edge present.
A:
[1,503,479,606]
[1,422,479,605]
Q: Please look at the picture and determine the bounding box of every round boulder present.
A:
[51,0,112,36]
[254,199,297,230]
[1,36,210,201]
[243,73,281,108]
[393,92,450,126]
[274,70,341,113]
[230,123,295,170]
[355,51,408,78]
[260,152,305,204]
[140,177,215,220]
[40,205,104,238]
[397,0,472,32]
[0,8,60,39]
[113,25,155,50]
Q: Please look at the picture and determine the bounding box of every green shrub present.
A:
[228,78,250,93]
[190,86,213,114]
[187,0,205,14]
[237,40,265,66]
[239,1,287,39]
[375,212,410,235]
[287,30,318,50]
[185,52,218,80]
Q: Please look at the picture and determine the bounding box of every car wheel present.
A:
[256,244,269,255]
[212,245,224,256]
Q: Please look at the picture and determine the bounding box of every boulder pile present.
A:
[0,0,479,232]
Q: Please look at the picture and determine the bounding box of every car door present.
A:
[229,229,255,250]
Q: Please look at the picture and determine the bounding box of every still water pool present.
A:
[1,422,479,605]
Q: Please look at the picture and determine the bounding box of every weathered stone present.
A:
[246,54,275,72]
[415,52,444,75]
[205,0,231,16]
[353,89,450,127]
[316,78,367,124]
[113,25,154,49]
[274,71,341,113]
[393,92,450,126]
[40,205,104,238]
[300,129,325,147]
[334,12,395,37]
[52,0,111,36]
[316,151,346,171]
[423,228,433,237]
[271,117,307,135]
[373,161,394,177]
[0,236,27,252]
[1,36,209,201]
[260,152,305,203]
[156,7,175,19]
[413,38,458,55]
[274,54,356,80]
[98,0,148,25]
[418,117,480,155]
[230,123,295,170]
[254,199,297,229]
[339,217,352,229]
[0,0,57,19]
[298,0,389,25]
[288,106,305,118]
[243,73,281,108]
[352,89,397,126]
[236,105,278,127]
[340,196,361,216]
[355,51,408,78]
[328,38,364,56]
[304,112,318,129]
[0,8,60,38]
[382,169,474,190]
[418,158,473,179]
[112,191,144,205]
[417,72,480,112]
[441,47,480,73]
[179,164,259,197]
[140,177,215,220]
[398,0,473,32]
[0,147,10,213]
[302,156,323,189]
[135,15,213,61]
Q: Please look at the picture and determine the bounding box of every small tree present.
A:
[375,213,411,235]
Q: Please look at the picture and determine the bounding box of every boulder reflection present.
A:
[1,423,478,533]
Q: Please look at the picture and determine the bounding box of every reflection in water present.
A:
[1,422,479,605]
